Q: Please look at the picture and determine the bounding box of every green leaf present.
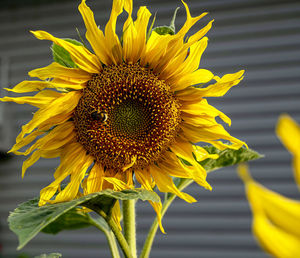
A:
[17,254,31,258]
[51,38,83,68]
[34,253,62,258]
[8,189,160,250]
[41,208,92,234]
[173,147,263,190]
[200,146,263,173]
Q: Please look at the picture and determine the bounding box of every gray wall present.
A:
[1,0,300,257]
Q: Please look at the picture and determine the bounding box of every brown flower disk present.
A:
[73,63,181,171]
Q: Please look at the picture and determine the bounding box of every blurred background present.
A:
[0,0,300,257]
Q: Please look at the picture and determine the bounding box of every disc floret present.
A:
[74,63,181,170]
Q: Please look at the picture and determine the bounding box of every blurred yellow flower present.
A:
[276,114,300,188]
[239,114,300,258]
[0,0,246,231]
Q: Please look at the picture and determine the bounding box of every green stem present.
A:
[140,180,193,258]
[89,217,120,258]
[93,207,133,258]
[123,200,137,258]
[106,231,121,258]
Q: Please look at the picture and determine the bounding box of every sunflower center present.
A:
[73,63,181,170]
[110,100,149,138]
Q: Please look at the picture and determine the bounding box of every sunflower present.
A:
[0,0,245,230]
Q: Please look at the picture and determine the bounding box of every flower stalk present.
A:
[123,200,137,258]
[88,216,121,258]
[93,206,133,258]
[140,179,193,258]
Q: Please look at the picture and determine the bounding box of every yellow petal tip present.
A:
[237,163,252,183]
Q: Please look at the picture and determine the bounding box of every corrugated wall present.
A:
[0,0,300,257]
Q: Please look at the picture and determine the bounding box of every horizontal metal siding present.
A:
[0,0,299,257]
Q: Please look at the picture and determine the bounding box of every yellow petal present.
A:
[78,0,113,65]
[38,143,85,205]
[9,129,46,154]
[54,154,93,203]
[123,0,133,33]
[21,148,61,179]
[276,114,300,155]
[240,164,300,238]
[176,70,244,101]
[135,169,164,233]
[14,111,72,149]
[198,70,244,97]
[293,155,300,189]
[122,156,136,171]
[22,150,42,178]
[260,187,300,239]
[149,200,164,233]
[142,32,172,69]
[142,0,207,72]
[159,155,211,190]
[276,115,300,188]
[18,121,75,156]
[177,1,207,37]
[39,131,75,151]
[29,62,91,83]
[31,30,101,73]
[111,201,122,230]
[39,122,74,148]
[53,143,85,179]
[103,177,131,191]
[83,163,104,195]
[173,69,214,91]
[208,140,244,151]
[181,113,216,127]
[5,80,83,93]
[40,149,61,158]
[122,18,136,63]
[5,81,55,93]
[170,137,203,172]
[238,164,300,257]
[187,20,214,45]
[38,111,73,133]
[192,145,219,162]
[182,123,246,150]
[123,6,151,63]
[18,91,81,140]
[104,0,124,64]
[150,164,197,203]
[125,169,134,187]
[151,2,208,73]
[132,7,151,61]
[169,138,211,190]
[158,19,213,84]
[181,99,231,126]
[254,214,300,258]
[39,171,70,206]
[162,37,208,84]
[0,90,62,108]
[135,169,153,191]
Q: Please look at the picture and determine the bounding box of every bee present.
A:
[91,111,108,122]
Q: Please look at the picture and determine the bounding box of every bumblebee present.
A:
[91,111,108,122]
